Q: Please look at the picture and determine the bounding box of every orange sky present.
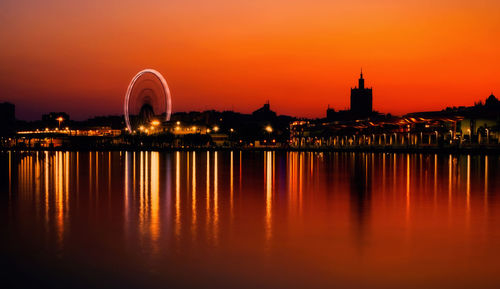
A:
[1,0,499,120]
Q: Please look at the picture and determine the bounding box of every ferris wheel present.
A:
[124,69,172,132]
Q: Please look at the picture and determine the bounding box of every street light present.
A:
[149,120,160,134]
[56,116,64,129]
[265,125,273,146]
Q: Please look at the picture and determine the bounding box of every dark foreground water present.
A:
[1,151,500,288]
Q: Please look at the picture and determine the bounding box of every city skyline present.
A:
[2,2,500,288]
[1,0,499,120]
[2,69,497,121]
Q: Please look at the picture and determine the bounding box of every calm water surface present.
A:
[2,151,500,288]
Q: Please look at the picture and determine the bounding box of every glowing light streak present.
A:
[192,151,197,238]
[175,151,181,239]
[151,152,160,245]
[467,155,471,211]
[265,151,273,247]
[214,151,219,244]
[206,151,210,231]
[230,151,234,219]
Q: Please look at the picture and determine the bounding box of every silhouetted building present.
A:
[326,105,336,120]
[42,112,70,122]
[485,93,499,108]
[85,115,125,130]
[0,102,15,135]
[350,70,373,117]
[42,112,70,128]
[252,101,277,120]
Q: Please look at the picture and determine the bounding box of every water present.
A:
[1,151,500,288]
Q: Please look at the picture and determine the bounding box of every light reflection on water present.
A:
[2,151,500,288]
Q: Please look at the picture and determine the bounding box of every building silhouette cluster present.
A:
[1,70,500,150]
[327,70,380,121]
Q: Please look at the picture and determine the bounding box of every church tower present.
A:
[350,69,373,118]
[359,69,365,89]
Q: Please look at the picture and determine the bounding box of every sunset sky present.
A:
[1,0,499,120]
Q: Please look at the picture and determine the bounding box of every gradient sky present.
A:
[1,0,499,120]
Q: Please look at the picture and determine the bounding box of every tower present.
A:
[359,69,364,89]
[350,69,373,118]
